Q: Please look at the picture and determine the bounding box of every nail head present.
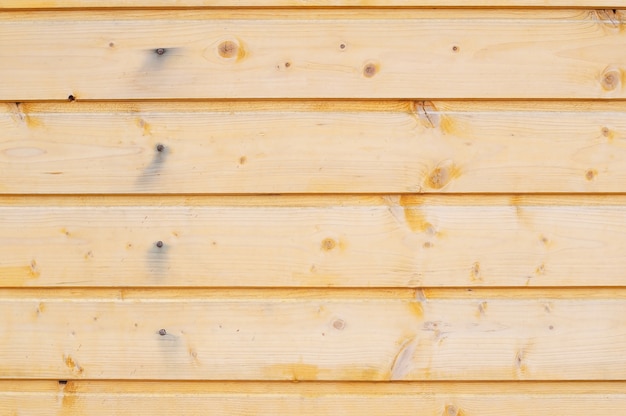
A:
[156,241,164,248]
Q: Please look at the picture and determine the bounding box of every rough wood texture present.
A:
[0,10,624,100]
[2,380,626,416]
[1,289,625,380]
[2,101,626,193]
[2,0,623,7]
[3,196,626,287]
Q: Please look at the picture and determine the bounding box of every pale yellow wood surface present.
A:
[2,0,623,8]
[1,2,624,409]
[1,290,625,380]
[2,101,626,193]
[3,197,626,287]
[0,10,624,100]
[2,380,626,416]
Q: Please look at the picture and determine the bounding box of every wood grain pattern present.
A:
[2,380,626,416]
[2,0,623,8]
[1,2,624,409]
[3,197,626,287]
[1,290,625,380]
[0,10,624,100]
[2,101,626,193]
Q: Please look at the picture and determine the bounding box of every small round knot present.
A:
[445,404,460,416]
[333,319,346,330]
[321,238,336,251]
[156,241,164,248]
[218,40,239,59]
[600,67,622,91]
[363,62,378,78]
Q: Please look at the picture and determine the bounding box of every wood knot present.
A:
[514,348,528,372]
[218,40,238,58]
[600,67,622,91]
[63,355,83,375]
[332,319,346,330]
[217,39,245,60]
[585,169,597,181]
[444,404,461,416]
[363,62,378,78]
[413,101,440,128]
[470,262,482,282]
[477,301,488,316]
[426,161,460,190]
[321,238,336,251]
[594,9,623,29]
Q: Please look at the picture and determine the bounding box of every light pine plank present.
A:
[2,381,626,416]
[1,1,623,7]
[2,101,626,193]
[0,10,624,100]
[5,194,626,207]
[3,199,626,287]
[0,291,625,380]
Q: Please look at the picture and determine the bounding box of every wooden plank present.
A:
[1,290,625,380]
[2,101,626,194]
[3,197,626,287]
[5,194,626,207]
[0,10,624,100]
[2,380,626,416]
[2,1,624,8]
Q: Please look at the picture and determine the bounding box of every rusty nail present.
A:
[156,144,165,152]
[156,241,164,248]
[155,48,166,55]
[158,329,167,336]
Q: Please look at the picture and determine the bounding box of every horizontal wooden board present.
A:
[0,10,624,100]
[1,291,625,380]
[3,197,626,287]
[2,380,626,416]
[2,101,626,193]
[2,1,624,8]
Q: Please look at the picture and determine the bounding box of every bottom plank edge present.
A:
[2,380,625,416]
[2,380,626,393]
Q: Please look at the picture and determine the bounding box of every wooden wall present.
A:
[1,2,625,415]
